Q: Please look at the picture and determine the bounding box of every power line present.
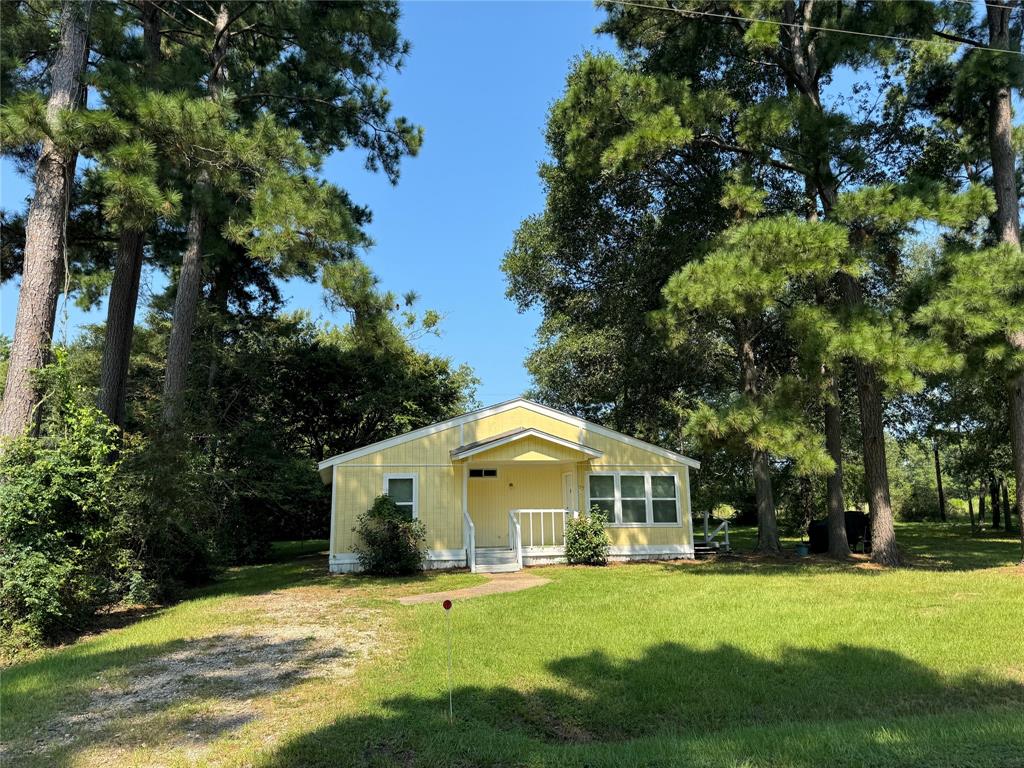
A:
[603,0,1024,57]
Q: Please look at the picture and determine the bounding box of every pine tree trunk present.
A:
[160,3,229,427]
[933,441,947,522]
[205,265,230,389]
[738,326,780,555]
[0,0,92,439]
[979,481,987,525]
[986,1,1024,561]
[1011,380,1024,556]
[753,448,779,554]
[986,2,1021,247]
[96,2,160,428]
[968,494,976,532]
[97,230,144,425]
[857,362,897,565]
[838,273,899,566]
[1000,476,1012,532]
[990,473,1001,528]
[161,198,208,425]
[825,377,850,557]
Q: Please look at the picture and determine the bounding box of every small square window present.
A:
[469,468,497,478]
[384,475,416,520]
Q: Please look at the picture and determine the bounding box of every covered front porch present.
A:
[452,427,602,573]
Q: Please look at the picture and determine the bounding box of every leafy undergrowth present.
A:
[2,524,1022,768]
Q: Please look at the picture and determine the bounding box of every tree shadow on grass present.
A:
[692,523,1023,574]
[895,525,1023,571]
[263,642,1024,768]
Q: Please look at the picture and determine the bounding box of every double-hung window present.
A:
[588,475,616,523]
[586,472,680,526]
[383,473,417,520]
[620,474,647,523]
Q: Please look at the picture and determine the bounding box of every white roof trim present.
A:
[450,428,603,460]
[317,398,701,471]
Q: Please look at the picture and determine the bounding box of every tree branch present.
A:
[694,134,803,175]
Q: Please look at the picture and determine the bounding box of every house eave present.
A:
[317,398,701,472]
[449,427,603,461]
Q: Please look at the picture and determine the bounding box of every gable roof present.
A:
[449,427,604,461]
[317,398,700,473]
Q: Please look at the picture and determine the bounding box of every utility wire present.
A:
[603,0,1024,56]
[608,0,1023,14]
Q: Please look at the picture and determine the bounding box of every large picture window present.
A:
[586,472,680,526]
[383,473,417,520]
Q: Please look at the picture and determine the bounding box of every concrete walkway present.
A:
[397,571,551,606]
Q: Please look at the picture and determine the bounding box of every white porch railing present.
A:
[507,510,523,570]
[512,508,569,549]
[701,509,731,549]
[463,508,476,572]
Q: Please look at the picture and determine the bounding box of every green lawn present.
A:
[2,524,1022,768]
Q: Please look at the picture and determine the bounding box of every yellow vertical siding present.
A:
[464,434,589,462]
[465,408,582,445]
[335,424,462,466]
[333,464,461,553]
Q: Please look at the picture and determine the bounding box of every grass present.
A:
[2,523,1022,768]
[267,539,330,562]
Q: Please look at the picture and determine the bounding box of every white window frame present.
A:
[584,471,681,527]
[383,472,418,519]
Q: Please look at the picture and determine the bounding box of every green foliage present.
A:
[564,508,611,566]
[0,401,125,647]
[0,290,474,648]
[510,0,1019,538]
[664,211,851,319]
[915,243,1024,376]
[353,495,426,576]
[660,192,845,480]
[685,381,834,478]
[897,483,944,523]
[886,437,945,523]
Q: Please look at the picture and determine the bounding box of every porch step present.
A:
[476,561,521,573]
[475,547,517,563]
[474,547,520,573]
[694,542,730,560]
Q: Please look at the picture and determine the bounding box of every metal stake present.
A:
[443,599,453,721]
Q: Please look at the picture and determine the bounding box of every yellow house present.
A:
[317,398,700,573]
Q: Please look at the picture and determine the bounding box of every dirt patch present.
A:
[853,561,886,571]
[14,585,383,765]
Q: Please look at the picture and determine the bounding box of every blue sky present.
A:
[0,1,616,405]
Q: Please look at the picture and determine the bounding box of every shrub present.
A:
[0,373,220,649]
[353,495,426,575]
[897,482,943,522]
[565,507,611,565]
[0,405,128,647]
[712,503,738,520]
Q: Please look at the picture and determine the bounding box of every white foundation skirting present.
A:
[329,545,693,572]
[328,549,468,574]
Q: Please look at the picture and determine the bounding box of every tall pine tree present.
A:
[0,0,94,438]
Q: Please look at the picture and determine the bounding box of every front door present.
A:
[562,470,577,513]
[468,469,508,547]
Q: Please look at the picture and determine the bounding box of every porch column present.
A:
[462,463,472,571]
[462,463,468,528]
